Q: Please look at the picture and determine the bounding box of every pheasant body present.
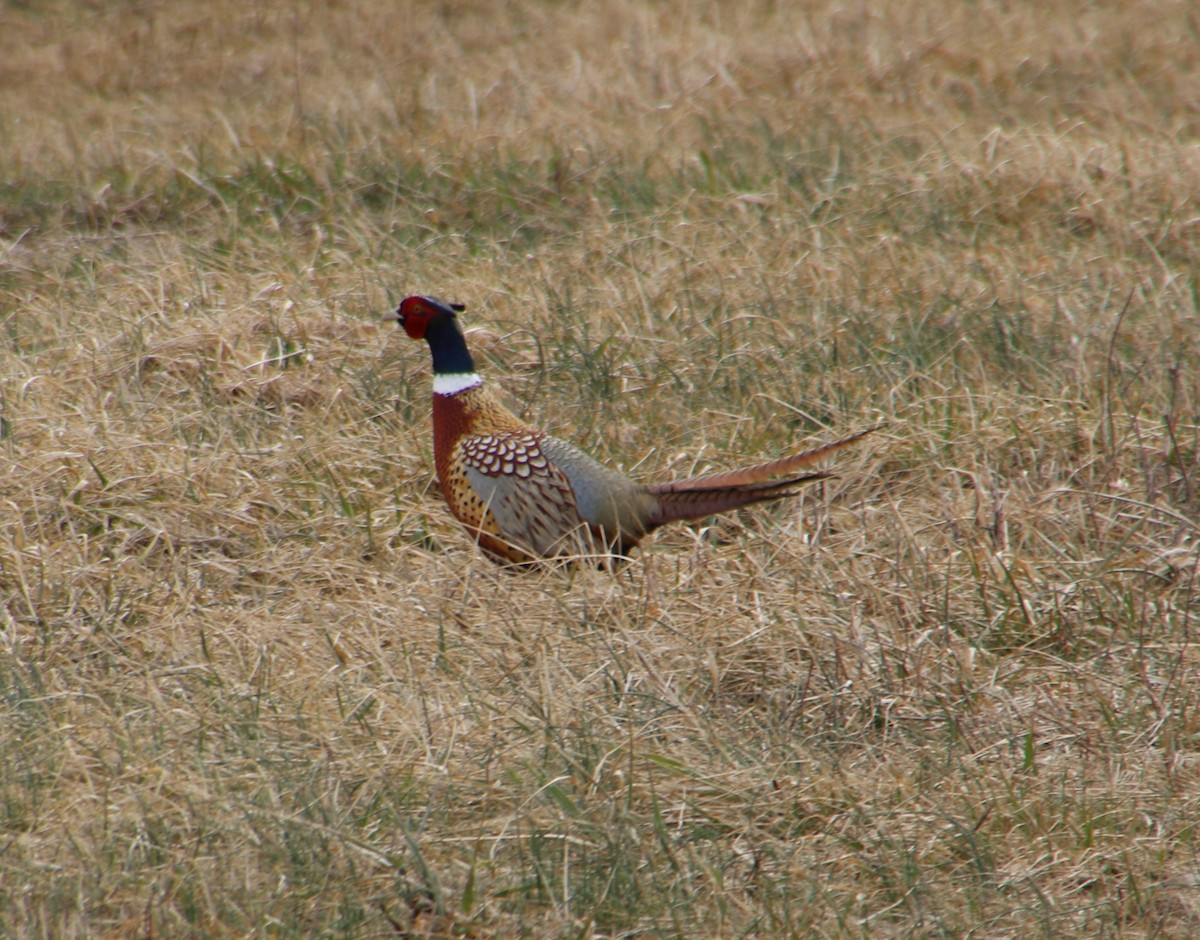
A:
[388,295,874,566]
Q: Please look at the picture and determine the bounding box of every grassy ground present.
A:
[3,0,1200,936]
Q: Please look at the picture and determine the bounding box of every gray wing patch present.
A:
[540,436,657,547]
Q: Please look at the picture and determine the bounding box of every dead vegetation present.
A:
[2,1,1200,936]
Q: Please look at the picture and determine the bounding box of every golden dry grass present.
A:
[3,1,1200,936]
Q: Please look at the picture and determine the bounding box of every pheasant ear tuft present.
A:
[450,301,466,312]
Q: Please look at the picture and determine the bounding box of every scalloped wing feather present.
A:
[460,432,594,560]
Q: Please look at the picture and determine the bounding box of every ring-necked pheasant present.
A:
[387,294,877,566]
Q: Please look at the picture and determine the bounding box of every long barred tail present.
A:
[646,473,831,526]
[645,424,881,527]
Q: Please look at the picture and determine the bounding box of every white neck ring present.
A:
[433,372,483,395]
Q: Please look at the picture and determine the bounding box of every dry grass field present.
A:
[3,0,1200,936]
